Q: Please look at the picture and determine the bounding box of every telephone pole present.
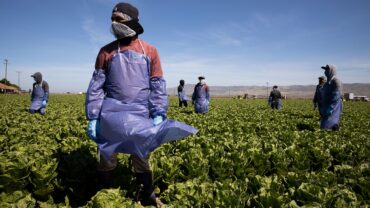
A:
[16,71,22,90]
[4,59,9,80]
[266,82,269,98]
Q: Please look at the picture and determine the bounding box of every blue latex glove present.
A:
[42,100,47,108]
[153,116,163,125]
[324,108,333,117]
[87,119,98,140]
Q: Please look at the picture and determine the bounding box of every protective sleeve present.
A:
[43,92,49,102]
[42,81,49,102]
[268,96,272,104]
[325,79,342,114]
[313,86,319,104]
[277,91,282,99]
[192,85,197,102]
[149,77,168,119]
[329,80,342,104]
[85,69,106,120]
[31,83,36,101]
[205,85,210,101]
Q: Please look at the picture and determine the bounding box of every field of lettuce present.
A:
[0,94,369,207]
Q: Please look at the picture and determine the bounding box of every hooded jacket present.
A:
[320,64,343,129]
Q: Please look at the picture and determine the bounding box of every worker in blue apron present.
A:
[85,2,197,207]
[320,64,343,130]
[29,72,49,115]
[313,76,326,116]
[178,79,189,107]
[192,76,210,113]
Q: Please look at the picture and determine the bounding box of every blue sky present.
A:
[1,0,370,92]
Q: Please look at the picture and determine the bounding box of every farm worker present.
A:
[313,76,326,113]
[178,79,189,107]
[192,76,210,113]
[320,64,343,130]
[268,85,282,110]
[29,72,49,115]
[85,2,197,207]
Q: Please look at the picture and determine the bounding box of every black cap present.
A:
[318,76,325,80]
[113,3,139,20]
[31,72,42,78]
[198,76,205,80]
[31,72,42,83]
[321,64,330,70]
[273,85,278,89]
[112,2,144,35]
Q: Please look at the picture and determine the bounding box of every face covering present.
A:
[200,80,206,85]
[324,64,337,82]
[111,21,136,39]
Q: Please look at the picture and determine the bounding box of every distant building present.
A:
[344,92,368,101]
[0,83,20,94]
[354,96,369,102]
[344,93,354,101]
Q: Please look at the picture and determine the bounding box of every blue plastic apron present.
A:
[30,82,45,110]
[193,84,209,113]
[320,81,342,129]
[94,42,197,159]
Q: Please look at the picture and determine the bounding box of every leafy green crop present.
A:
[0,94,369,207]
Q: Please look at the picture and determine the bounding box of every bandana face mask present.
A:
[111,21,136,39]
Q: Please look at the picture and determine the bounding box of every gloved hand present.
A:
[324,108,333,117]
[87,119,99,140]
[153,116,163,125]
[42,100,47,108]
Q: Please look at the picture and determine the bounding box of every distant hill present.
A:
[167,83,370,99]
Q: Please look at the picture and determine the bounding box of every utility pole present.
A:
[4,59,9,80]
[16,71,22,90]
[266,82,269,98]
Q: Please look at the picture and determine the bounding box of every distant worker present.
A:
[313,76,326,114]
[192,76,210,113]
[320,64,343,130]
[29,72,49,115]
[268,85,282,110]
[85,2,197,207]
[177,79,189,107]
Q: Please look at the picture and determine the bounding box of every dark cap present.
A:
[112,2,144,35]
[273,85,278,89]
[318,76,326,80]
[31,72,42,83]
[198,76,205,80]
[113,3,139,20]
[31,72,42,78]
[321,64,330,70]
